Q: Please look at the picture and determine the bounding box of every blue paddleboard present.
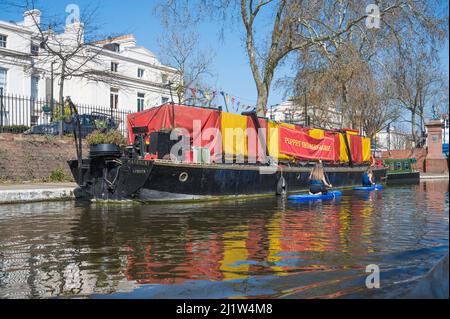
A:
[288,191,342,202]
[353,185,383,191]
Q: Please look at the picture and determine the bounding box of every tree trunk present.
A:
[256,65,276,116]
[58,63,66,137]
[411,110,417,147]
[341,83,349,128]
[256,90,268,116]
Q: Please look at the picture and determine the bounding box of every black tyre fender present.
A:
[276,175,287,196]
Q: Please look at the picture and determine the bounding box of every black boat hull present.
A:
[68,159,387,202]
[386,171,420,184]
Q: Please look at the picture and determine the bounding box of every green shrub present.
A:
[85,130,127,146]
[94,119,108,130]
[0,125,30,133]
[49,168,66,182]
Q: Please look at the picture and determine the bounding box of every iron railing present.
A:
[0,91,131,136]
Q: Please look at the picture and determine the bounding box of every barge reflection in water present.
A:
[0,180,448,299]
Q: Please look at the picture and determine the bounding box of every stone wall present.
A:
[381,148,427,172]
[0,134,87,182]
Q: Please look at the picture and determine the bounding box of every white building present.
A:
[0,9,179,115]
[270,99,342,129]
[376,129,414,151]
[375,118,449,152]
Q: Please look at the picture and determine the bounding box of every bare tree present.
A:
[155,3,215,104]
[389,124,415,150]
[277,0,447,141]
[391,47,448,146]
[362,98,400,143]
[29,6,122,112]
[157,0,447,117]
[287,43,375,129]
[158,25,215,104]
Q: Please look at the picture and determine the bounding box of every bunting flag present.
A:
[219,91,228,112]
[204,90,210,100]
[190,88,197,99]
[187,87,258,114]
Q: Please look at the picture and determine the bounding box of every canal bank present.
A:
[0,183,76,204]
[420,173,450,180]
[0,133,87,182]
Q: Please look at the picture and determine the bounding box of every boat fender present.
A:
[276,176,287,196]
[179,172,189,182]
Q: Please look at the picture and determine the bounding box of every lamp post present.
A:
[167,81,174,104]
[50,61,56,122]
[304,90,307,126]
[269,104,277,120]
[302,88,309,127]
[387,122,391,151]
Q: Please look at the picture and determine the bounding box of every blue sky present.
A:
[1,0,449,108]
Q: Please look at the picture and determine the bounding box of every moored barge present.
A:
[67,102,387,202]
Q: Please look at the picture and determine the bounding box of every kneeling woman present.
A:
[308,163,333,195]
[362,168,375,187]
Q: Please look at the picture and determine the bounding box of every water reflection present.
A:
[0,181,448,298]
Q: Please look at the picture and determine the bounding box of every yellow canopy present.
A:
[221,112,248,157]
[362,137,371,162]
[309,129,325,139]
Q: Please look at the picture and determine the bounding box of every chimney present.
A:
[23,9,41,31]
[119,35,137,49]
[64,21,85,43]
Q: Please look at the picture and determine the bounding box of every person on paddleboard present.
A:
[309,161,333,195]
[362,167,376,187]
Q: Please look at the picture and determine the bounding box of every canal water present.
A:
[0,180,448,299]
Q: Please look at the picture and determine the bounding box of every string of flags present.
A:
[185,87,256,113]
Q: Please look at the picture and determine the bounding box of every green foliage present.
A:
[51,105,71,122]
[94,119,108,130]
[85,130,127,146]
[0,125,30,133]
[49,168,67,182]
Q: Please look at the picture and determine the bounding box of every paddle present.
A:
[320,161,333,189]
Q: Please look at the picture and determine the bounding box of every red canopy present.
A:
[127,104,222,158]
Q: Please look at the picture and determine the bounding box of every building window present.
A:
[31,44,39,55]
[111,62,119,72]
[137,68,145,78]
[111,43,120,52]
[161,74,168,84]
[31,75,39,100]
[0,68,7,95]
[0,34,7,48]
[137,93,145,112]
[161,97,169,105]
[110,88,119,109]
